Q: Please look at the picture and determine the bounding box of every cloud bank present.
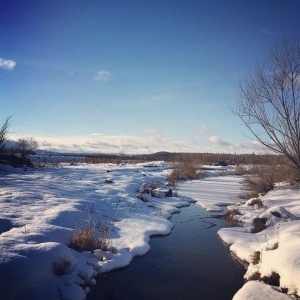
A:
[7,133,267,155]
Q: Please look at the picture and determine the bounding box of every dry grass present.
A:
[223,208,240,227]
[53,259,72,276]
[99,225,112,252]
[250,251,261,265]
[241,164,297,199]
[168,160,203,186]
[247,198,264,209]
[251,218,267,233]
[70,223,99,252]
[234,164,248,175]
[69,222,114,253]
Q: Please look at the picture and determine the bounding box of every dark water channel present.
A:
[88,203,245,300]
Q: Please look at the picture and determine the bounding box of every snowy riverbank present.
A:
[218,183,300,300]
[178,169,300,299]
[0,162,189,299]
[1,162,299,299]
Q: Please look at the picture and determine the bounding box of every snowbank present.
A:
[178,174,242,212]
[218,184,300,299]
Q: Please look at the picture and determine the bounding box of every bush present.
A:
[242,164,296,199]
[234,164,248,175]
[168,160,203,186]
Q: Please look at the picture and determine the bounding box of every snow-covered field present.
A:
[0,161,299,299]
[0,161,188,299]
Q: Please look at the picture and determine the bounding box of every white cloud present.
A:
[93,70,111,82]
[209,136,230,146]
[19,133,201,154]
[198,124,208,135]
[0,58,16,70]
[208,135,267,153]
[9,133,266,155]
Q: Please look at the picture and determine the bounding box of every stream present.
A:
[88,203,245,300]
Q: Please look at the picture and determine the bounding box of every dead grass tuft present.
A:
[70,222,114,253]
[53,259,72,276]
[223,208,240,227]
[70,223,99,252]
[234,164,248,175]
[247,198,264,209]
[249,251,261,265]
[168,160,203,186]
[251,218,267,233]
[242,164,298,199]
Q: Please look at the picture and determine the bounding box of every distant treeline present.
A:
[84,151,287,165]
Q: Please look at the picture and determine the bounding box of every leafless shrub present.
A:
[16,137,38,159]
[241,164,295,199]
[234,164,248,175]
[251,218,267,233]
[168,159,203,186]
[223,208,240,227]
[53,259,72,275]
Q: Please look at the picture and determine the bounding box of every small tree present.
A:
[235,38,300,179]
[0,116,12,153]
[17,137,38,159]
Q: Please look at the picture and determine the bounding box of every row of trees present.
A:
[0,116,38,159]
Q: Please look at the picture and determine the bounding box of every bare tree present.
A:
[17,137,38,159]
[0,116,12,153]
[235,38,300,179]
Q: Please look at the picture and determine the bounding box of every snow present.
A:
[218,184,300,299]
[177,173,242,212]
[0,161,187,299]
[233,281,293,300]
[1,161,299,299]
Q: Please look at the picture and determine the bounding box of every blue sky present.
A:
[1,0,300,154]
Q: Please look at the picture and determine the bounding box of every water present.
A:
[88,204,245,300]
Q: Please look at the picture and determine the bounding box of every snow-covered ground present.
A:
[218,183,300,299]
[1,161,299,299]
[0,161,188,299]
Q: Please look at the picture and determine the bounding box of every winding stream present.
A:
[88,203,245,300]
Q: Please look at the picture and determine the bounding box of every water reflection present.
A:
[88,204,245,300]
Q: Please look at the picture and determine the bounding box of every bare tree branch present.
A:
[0,116,12,153]
[234,38,300,179]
